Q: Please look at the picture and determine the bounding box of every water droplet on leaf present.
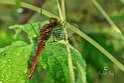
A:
[33,35,36,37]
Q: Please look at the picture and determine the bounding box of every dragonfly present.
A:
[28,17,61,79]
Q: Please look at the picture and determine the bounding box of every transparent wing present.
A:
[65,23,79,38]
[52,26,65,41]
[52,23,79,41]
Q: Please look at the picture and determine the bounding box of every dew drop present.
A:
[17,53,20,55]
[16,8,23,13]
[8,59,11,62]
[17,75,20,78]
[4,61,7,64]
[42,66,46,69]
[33,35,36,37]
[5,74,9,81]
[6,75,9,78]
[24,69,27,73]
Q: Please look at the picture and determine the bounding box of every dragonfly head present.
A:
[49,17,58,26]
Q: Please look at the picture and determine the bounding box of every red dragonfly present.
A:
[29,17,59,79]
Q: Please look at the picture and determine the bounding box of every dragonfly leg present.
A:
[47,37,70,44]
[31,24,39,37]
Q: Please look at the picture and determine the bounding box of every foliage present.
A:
[0,0,124,83]
[0,21,86,83]
[0,41,32,83]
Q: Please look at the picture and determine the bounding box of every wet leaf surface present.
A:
[0,41,32,83]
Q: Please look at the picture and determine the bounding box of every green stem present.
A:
[61,1,75,83]
[56,0,63,21]
[1,0,124,72]
[67,24,124,72]
[61,0,66,20]
[90,0,124,40]
[77,62,86,83]
[120,0,124,4]
[0,0,59,19]
[56,0,75,83]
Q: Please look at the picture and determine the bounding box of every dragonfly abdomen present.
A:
[29,17,59,80]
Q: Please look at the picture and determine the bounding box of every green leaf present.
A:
[0,41,32,83]
[9,20,49,38]
[37,40,86,83]
[23,21,49,38]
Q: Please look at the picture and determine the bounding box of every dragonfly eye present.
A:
[50,17,58,26]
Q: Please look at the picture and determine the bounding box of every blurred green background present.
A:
[0,0,124,83]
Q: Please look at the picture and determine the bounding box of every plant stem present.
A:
[120,0,124,4]
[56,0,75,83]
[64,26,75,83]
[1,0,124,73]
[61,0,66,20]
[67,24,124,72]
[90,0,124,40]
[0,1,59,19]
[56,0,63,21]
